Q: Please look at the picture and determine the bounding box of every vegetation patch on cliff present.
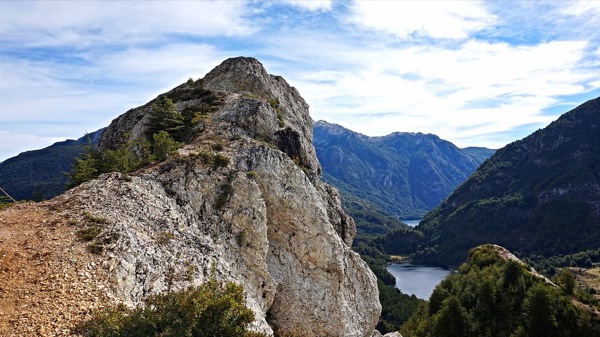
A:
[76,274,265,337]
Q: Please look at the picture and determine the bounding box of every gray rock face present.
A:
[62,57,379,336]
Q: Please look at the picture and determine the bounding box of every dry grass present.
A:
[571,267,600,300]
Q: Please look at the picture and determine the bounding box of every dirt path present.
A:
[0,202,108,337]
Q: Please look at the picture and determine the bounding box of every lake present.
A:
[386,263,451,300]
[402,219,421,227]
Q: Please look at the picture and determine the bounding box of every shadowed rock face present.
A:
[66,57,379,336]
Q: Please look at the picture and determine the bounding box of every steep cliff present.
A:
[44,57,379,336]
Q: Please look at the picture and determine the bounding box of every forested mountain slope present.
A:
[415,96,600,267]
[314,121,494,224]
[0,129,103,201]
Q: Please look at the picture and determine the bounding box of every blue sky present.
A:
[1,0,600,161]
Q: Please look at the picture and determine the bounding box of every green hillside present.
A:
[401,244,600,337]
[0,129,103,201]
[314,121,494,220]
[411,96,600,267]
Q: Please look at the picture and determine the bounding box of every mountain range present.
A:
[313,121,494,237]
[409,96,600,267]
[0,129,103,201]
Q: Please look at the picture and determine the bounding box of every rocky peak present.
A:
[100,56,321,182]
[51,57,378,336]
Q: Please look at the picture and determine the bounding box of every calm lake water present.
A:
[402,219,421,227]
[386,263,451,300]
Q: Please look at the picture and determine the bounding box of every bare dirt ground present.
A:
[0,202,108,337]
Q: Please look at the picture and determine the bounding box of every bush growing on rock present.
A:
[75,275,266,337]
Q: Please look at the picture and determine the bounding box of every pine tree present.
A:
[434,296,470,337]
[152,131,180,161]
[146,96,184,139]
[525,284,557,337]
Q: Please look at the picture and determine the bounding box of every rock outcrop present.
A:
[61,57,380,336]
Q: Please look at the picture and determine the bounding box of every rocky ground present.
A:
[0,202,109,337]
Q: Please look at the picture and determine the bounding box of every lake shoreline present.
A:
[385,262,452,300]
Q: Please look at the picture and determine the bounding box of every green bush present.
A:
[68,136,151,188]
[75,275,266,337]
[77,225,102,241]
[68,145,101,188]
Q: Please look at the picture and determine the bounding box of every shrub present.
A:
[75,275,266,337]
[268,98,284,127]
[77,225,102,241]
[156,231,175,245]
[83,212,108,224]
[213,153,230,168]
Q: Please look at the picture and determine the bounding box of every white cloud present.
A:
[266,33,592,148]
[561,1,600,16]
[1,0,600,159]
[282,0,332,11]
[0,1,255,47]
[348,0,495,39]
[0,43,230,156]
[0,131,65,163]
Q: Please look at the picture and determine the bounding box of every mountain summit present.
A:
[0,57,380,336]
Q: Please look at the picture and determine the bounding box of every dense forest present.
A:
[400,245,600,337]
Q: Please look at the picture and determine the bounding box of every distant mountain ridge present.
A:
[313,120,495,222]
[0,129,103,201]
[414,96,600,267]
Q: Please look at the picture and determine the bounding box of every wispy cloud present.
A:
[0,1,255,48]
[281,0,332,12]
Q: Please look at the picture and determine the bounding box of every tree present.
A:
[429,286,449,316]
[146,96,184,139]
[68,145,101,188]
[525,284,557,337]
[554,268,576,295]
[434,296,470,337]
[152,131,180,161]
